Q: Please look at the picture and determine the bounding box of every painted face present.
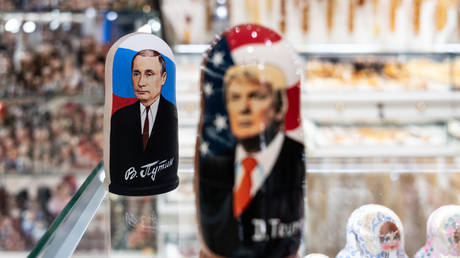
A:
[453,226,460,251]
[226,79,276,140]
[132,55,166,107]
[454,226,460,243]
[379,221,401,251]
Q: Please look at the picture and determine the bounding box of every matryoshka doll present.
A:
[195,24,306,257]
[104,33,179,196]
[336,204,408,258]
[415,205,460,258]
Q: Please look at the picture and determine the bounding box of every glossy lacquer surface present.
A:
[104,33,179,196]
[415,205,460,258]
[337,204,408,258]
[195,24,306,257]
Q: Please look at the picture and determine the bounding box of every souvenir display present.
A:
[162,0,460,45]
[313,125,446,147]
[0,101,103,174]
[305,57,452,92]
[195,24,305,257]
[0,32,105,98]
[0,176,104,251]
[0,0,152,11]
[414,205,460,258]
[337,204,408,258]
[104,33,179,196]
[306,168,460,257]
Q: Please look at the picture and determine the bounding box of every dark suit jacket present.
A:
[199,136,306,258]
[110,95,178,196]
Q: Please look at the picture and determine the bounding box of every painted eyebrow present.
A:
[229,91,240,97]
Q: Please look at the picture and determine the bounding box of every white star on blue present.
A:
[203,82,213,97]
[200,141,210,155]
[213,114,228,132]
[211,51,224,67]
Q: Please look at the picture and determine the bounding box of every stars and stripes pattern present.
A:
[199,24,303,158]
[199,33,237,157]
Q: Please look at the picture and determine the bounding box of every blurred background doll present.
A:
[415,205,460,258]
[336,204,408,258]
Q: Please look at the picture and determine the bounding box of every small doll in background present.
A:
[415,205,460,258]
[336,204,408,258]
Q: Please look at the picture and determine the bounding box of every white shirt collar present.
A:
[140,97,160,136]
[234,132,284,196]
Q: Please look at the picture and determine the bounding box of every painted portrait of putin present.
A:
[109,49,178,196]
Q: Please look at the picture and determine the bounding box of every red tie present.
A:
[234,157,258,217]
[142,106,150,151]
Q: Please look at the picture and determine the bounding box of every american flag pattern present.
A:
[199,24,303,158]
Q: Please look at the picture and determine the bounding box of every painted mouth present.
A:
[238,121,253,127]
[382,243,399,251]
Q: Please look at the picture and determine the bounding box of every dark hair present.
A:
[131,49,166,75]
[379,221,400,242]
[455,227,460,244]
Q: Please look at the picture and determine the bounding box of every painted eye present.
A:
[249,91,267,100]
[229,93,240,101]
[384,235,390,242]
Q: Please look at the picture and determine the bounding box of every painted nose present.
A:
[138,75,148,87]
[241,96,251,114]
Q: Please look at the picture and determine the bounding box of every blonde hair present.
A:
[223,64,286,91]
